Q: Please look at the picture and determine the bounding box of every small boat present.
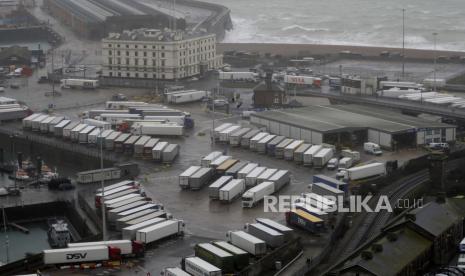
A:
[47,219,71,248]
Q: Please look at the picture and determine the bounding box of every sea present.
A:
[203,0,465,51]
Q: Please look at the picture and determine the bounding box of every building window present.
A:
[109,50,112,55]
[161,52,165,58]
[161,46,165,50]
[143,52,147,57]
[109,72,113,77]
[135,73,139,78]
[108,58,112,65]
[108,44,112,47]
[135,52,138,57]
[126,45,129,48]
[426,130,433,135]
[126,51,129,56]
[152,52,156,57]
[135,45,138,48]
[143,59,147,66]
[117,44,120,48]
[144,73,148,78]
[434,129,440,135]
[126,73,130,77]
[117,51,120,56]
[126,58,129,65]
[152,59,156,66]
[161,60,165,66]
[143,45,147,49]
[135,59,139,66]
[117,58,121,64]
[162,74,165,79]
[118,72,121,77]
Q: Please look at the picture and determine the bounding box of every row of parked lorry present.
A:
[179,151,291,208]
[163,217,296,275]
[22,113,180,164]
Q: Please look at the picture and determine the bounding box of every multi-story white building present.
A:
[101,28,223,80]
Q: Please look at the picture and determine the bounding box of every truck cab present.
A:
[327,158,339,170]
[335,169,347,181]
[242,193,254,208]
[364,142,383,155]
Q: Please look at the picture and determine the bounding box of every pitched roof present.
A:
[253,81,284,92]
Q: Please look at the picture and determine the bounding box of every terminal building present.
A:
[43,0,186,39]
[101,28,223,80]
[250,104,456,150]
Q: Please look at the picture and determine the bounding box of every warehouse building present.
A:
[250,104,456,150]
[101,28,223,80]
[43,0,186,39]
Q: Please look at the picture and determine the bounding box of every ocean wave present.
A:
[281,25,329,32]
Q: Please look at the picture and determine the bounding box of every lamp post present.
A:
[99,127,106,241]
[402,9,405,78]
[432,32,438,92]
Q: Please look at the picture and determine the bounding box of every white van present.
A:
[364,142,382,155]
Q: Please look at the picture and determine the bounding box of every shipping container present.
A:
[338,157,353,170]
[201,151,223,167]
[62,121,80,139]
[134,136,151,157]
[31,114,49,131]
[87,128,102,145]
[285,209,324,233]
[225,161,249,177]
[142,115,185,126]
[179,166,202,189]
[105,131,122,150]
[219,179,245,203]
[219,125,241,142]
[293,143,312,164]
[143,138,160,159]
[229,128,251,146]
[83,118,111,130]
[210,155,232,169]
[284,140,304,160]
[53,119,71,137]
[216,159,238,175]
[310,182,345,198]
[245,167,267,187]
[39,116,55,133]
[78,125,96,144]
[106,195,144,210]
[96,180,135,193]
[212,123,232,140]
[22,113,41,129]
[275,138,294,159]
[257,134,276,154]
[136,219,184,244]
[166,90,209,104]
[240,129,261,148]
[313,148,334,168]
[268,170,290,189]
[303,145,323,166]
[163,267,191,276]
[61,79,98,89]
[70,124,88,142]
[152,141,168,161]
[246,223,285,248]
[250,132,269,151]
[162,144,180,163]
[47,116,65,133]
[189,167,213,190]
[227,230,266,256]
[255,218,294,240]
[122,217,166,240]
[116,203,160,219]
[257,168,278,184]
[115,209,155,230]
[107,201,147,221]
[209,176,233,199]
[184,257,222,276]
[124,210,167,227]
[237,163,259,179]
[266,136,286,156]
[339,162,386,181]
[212,241,249,270]
[195,243,235,273]
[122,135,140,155]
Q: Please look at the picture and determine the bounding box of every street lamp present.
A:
[402,9,405,78]
[432,32,438,92]
[99,127,107,241]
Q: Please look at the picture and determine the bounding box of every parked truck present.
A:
[79,125,96,144]
[189,167,213,190]
[201,151,223,167]
[209,155,232,170]
[162,144,179,163]
[284,140,304,160]
[338,157,353,170]
[54,119,71,137]
[136,219,184,244]
[219,125,241,143]
[70,124,88,142]
[131,122,184,136]
[115,209,155,230]
[212,241,249,270]
[246,223,285,248]
[311,182,345,198]
[268,170,290,188]
[163,267,191,276]
[337,162,386,181]
[257,168,278,184]
[240,129,260,148]
[208,176,233,199]
[83,118,111,130]
[245,167,267,187]
[237,163,259,179]
[43,245,119,265]
[226,230,266,256]
[225,161,249,177]
[229,128,251,146]
[77,167,122,184]
[166,90,209,104]
[152,141,168,161]
[275,138,294,159]
[114,133,131,153]
[303,145,323,166]
[285,209,325,233]
[212,123,232,140]
[194,243,235,273]
[105,131,122,150]
[242,181,274,208]
[216,159,238,175]
[134,136,151,157]
[143,138,159,159]
[61,79,99,89]
[294,144,312,164]
[266,136,286,156]
[183,257,221,276]
[122,210,167,229]
[122,217,166,240]
[179,166,201,189]
[363,142,382,155]
[67,240,144,257]
[313,148,334,168]
[219,179,245,203]
[255,218,294,240]
[250,132,269,151]
[256,134,276,154]
[22,113,41,129]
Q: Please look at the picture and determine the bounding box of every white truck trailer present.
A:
[43,245,117,265]
[227,230,266,256]
[245,167,267,187]
[257,168,278,184]
[242,181,275,208]
[83,118,111,130]
[152,141,168,161]
[219,179,245,203]
[313,148,334,168]
[338,162,386,181]
[257,134,276,154]
[201,151,223,167]
[246,223,285,248]
[179,166,201,189]
[136,219,184,244]
[131,122,183,136]
[275,138,294,159]
[61,79,99,89]
[219,125,241,143]
[184,257,222,276]
[208,176,233,199]
[240,129,260,148]
[284,140,304,160]
[250,132,269,151]
[303,145,323,166]
[237,163,259,179]
[122,217,166,240]
[294,144,312,164]
[229,128,251,146]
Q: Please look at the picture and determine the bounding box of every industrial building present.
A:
[101,28,223,80]
[331,201,464,275]
[43,0,186,39]
[253,74,286,108]
[250,104,456,150]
